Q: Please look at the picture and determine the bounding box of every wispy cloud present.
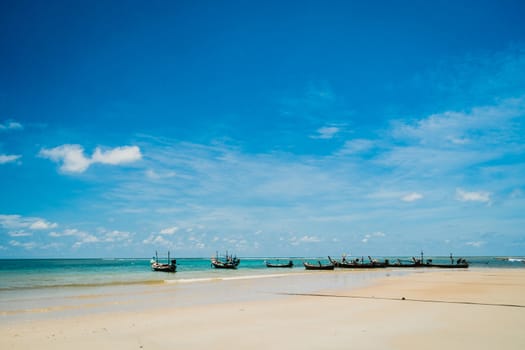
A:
[22,92,520,256]
[391,98,525,147]
[143,234,173,247]
[0,215,58,231]
[159,226,178,235]
[8,231,32,237]
[9,240,37,250]
[401,192,423,202]
[145,169,177,180]
[362,231,386,244]
[290,235,322,246]
[311,126,340,139]
[100,230,133,243]
[0,214,136,252]
[39,144,142,173]
[91,146,142,165]
[455,188,491,203]
[49,228,133,248]
[337,139,374,155]
[279,82,349,133]
[0,154,21,164]
[30,220,58,230]
[0,120,23,131]
[465,241,485,247]
[96,94,524,254]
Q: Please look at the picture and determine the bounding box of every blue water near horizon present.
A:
[1,255,524,292]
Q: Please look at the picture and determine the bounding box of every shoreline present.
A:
[1,268,398,323]
[1,268,524,349]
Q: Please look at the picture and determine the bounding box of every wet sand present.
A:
[1,268,524,349]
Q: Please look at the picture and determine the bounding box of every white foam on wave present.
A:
[164,272,306,285]
[164,277,217,284]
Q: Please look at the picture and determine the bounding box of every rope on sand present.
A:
[276,292,525,308]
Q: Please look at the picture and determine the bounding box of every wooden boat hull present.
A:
[266,261,293,268]
[151,263,176,272]
[428,263,469,268]
[335,262,386,268]
[211,260,240,269]
[151,252,176,272]
[303,262,335,270]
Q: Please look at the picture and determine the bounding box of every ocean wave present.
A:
[165,272,306,285]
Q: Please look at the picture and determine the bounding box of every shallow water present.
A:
[1,256,522,291]
[0,256,522,322]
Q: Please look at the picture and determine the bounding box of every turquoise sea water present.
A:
[1,256,524,322]
[1,256,523,291]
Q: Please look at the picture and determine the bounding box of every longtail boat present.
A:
[386,252,428,268]
[386,258,427,268]
[303,261,335,270]
[386,252,469,269]
[150,251,177,272]
[265,260,294,268]
[211,251,240,269]
[328,256,387,268]
[428,254,469,268]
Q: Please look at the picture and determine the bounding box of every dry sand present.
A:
[1,268,524,349]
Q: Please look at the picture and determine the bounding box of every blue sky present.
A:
[1,0,524,258]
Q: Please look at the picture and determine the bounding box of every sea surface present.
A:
[1,255,523,292]
[1,255,523,322]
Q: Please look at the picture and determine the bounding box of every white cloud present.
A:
[39,144,91,173]
[146,169,177,180]
[0,120,23,131]
[8,231,32,237]
[402,192,423,202]
[91,146,142,165]
[466,241,485,247]
[455,188,491,203]
[381,97,525,175]
[72,235,99,248]
[9,240,37,250]
[103,230,132,243]
[290,235,321,245]
[143,235,171,247]
[63,228,80,236]
[70,230,99,248]
[312,126,340,139]
[48,228,132,247]
[160,226,178,235]
[338,139,373,155]
[39,144,142,173]
[362,232,386,243]
[0,154,21,164]
[0,214,57,231]
[29,220,58,230]
[391,104,518,146]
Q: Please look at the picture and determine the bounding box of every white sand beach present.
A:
[1,268,524,350]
